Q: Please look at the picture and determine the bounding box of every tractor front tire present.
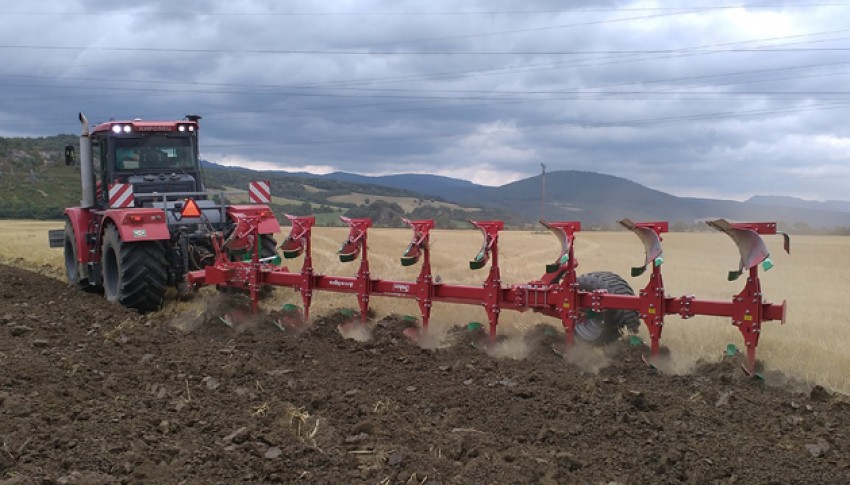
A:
[64,220,99,292]
[574,271,641,345]
[101,225,168,313]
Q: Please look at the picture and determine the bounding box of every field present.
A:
[1,219,850,483]
[2,219,848,394]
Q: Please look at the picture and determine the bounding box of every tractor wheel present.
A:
[101,224,168,313]
[574,271,641,345]
[64,220,99,292]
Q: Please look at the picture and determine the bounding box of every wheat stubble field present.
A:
[2,219,848,394]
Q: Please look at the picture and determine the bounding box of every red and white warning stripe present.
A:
[108,182,135,208]
[248,180,271,204]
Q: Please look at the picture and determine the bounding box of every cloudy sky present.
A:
[1,1,849,201]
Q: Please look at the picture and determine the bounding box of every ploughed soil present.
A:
[1,262,849,485]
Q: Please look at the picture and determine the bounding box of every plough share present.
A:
[187,210,789,374]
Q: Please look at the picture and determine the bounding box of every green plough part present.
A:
[469,250,487,270]
[545,254,569,274]
[339,251,358,263]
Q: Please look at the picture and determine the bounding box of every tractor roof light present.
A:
[111,125,122,134]
[178,125,186,132]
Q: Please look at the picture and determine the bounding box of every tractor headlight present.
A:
[112,125,122,134]
[123,125,132,133]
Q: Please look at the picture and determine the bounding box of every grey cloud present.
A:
[1,0,849,200]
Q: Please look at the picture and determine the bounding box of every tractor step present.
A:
[48,230,64,248]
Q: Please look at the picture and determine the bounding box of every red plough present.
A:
[186,211,789,373]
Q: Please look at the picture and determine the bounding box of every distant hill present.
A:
[328,168,850,232]
[0,134,80,218]
[317,172,484,200]
[446,171,850,231]
[4,135,850,232]
[0,138,517,227]
[745,195,850,213]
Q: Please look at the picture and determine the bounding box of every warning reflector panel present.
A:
[108,183,135,208]
[249,180,271,204]
[181,198,202,218]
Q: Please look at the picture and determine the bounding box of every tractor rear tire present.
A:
[64,220,99,292]
[101,224,168,313]
[574,271,640,345]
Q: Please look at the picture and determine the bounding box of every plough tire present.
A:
[64,220,100,293]
[575,271,640,345]
[258,234,278,297]
[101,225,167,313]
[260,234,278,260]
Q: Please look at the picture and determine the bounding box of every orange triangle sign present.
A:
[181,198,202,218]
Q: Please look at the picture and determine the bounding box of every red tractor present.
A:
[49,113,280,312]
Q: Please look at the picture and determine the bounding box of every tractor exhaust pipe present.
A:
[78,112,95,208]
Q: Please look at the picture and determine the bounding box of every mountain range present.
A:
[2,135,849,232]
[313,169,850,231]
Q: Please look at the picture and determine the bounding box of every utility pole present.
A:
[540,163,546,222]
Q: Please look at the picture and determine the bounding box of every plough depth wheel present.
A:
[575,271,640,345]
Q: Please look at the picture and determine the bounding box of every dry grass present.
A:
[2,220,848,393]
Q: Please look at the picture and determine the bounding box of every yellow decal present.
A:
[563,302,570,309]
[648,308,656,314]
[744,315,753,321]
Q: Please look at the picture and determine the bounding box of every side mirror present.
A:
[64,144,76,166]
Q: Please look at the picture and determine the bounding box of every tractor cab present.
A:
[88,116,205,209]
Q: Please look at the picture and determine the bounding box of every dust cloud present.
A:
[338,321,372,342]
[407,322,454,350]
[485,336,532,360]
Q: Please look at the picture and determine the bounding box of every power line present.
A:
[198,100,850,149]
[2,45,849,55]
[4,5,849,16]
[3,78,850,103]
